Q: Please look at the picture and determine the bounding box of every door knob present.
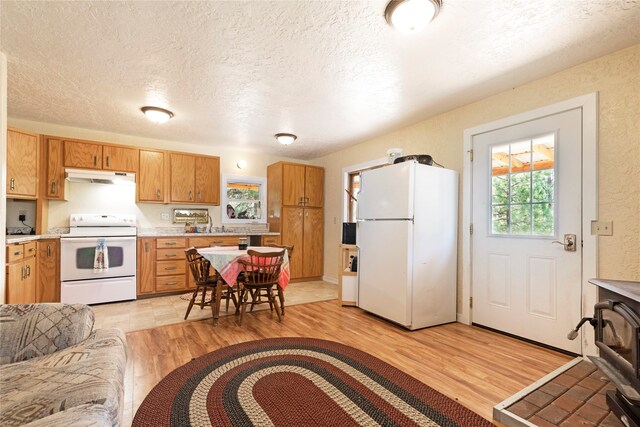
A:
[552,234,576,252]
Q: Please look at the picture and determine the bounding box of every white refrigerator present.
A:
[356,161,458,330]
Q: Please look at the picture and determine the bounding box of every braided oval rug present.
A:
[132,337,493,427]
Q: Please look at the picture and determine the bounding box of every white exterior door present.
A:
[472,108,582,354]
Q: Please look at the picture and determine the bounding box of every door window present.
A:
[490,133,556,236]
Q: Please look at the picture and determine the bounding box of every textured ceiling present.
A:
[1,1,639,159]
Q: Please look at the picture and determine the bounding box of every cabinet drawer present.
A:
[155,275,187,292]
[262,236,281,246]
[156,238,186,249]
[156,260,186,276]
[156,248,186,261]
[23,242,37,258]
[208,236,242,246]
[7,244,25,263]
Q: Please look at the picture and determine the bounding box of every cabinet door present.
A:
[195,156,220,204]
[37,240,60,302]
[7,129,38,198]
[6,261,26,304]
[103,145,138,172]
[64,140,103,169]
[137,238,155,295]
[305,166,324,207]
[282,164,306,206]
[138,150,165,202]
[303,208,324,277]
[281,207,304,279]
[46,138,65,199]
[170,153,196,202]
[23,257,37,304]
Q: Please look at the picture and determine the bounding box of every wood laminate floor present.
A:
[121,299,572,426]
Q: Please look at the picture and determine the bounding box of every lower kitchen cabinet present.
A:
[6,242,37,304]
[137,238,156,295]
[36,239,60,302]
[136,235,280,297]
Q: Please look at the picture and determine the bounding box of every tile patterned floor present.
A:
[92,280,338,332]
[505,360,625,426]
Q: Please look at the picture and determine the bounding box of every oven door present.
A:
[61,236,136,281]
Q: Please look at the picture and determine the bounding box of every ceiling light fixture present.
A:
[275,133,297,145]
[141,106,174,124]
[236,160,247,170]
[385,0,441,34]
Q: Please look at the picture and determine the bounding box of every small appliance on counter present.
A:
[60,213,137,305]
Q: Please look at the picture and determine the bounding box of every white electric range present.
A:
[60,214,137,304]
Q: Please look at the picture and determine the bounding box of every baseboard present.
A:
[323,275,338,284]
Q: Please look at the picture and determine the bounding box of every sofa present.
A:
[0,303,127,426]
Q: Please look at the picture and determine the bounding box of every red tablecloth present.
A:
[197,246,290,289]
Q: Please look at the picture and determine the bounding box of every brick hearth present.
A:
[499,360,625,426]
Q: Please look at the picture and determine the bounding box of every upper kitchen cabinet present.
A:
[103,145,138,172]
[46,138,65,199]
[7,128,39,199]
[195,156,220,204]
[280,163,324,207]
[64,140,103,169]
[170,153,220,205]
[138,149,166,203]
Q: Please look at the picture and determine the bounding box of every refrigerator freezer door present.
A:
[357,220,412,326]
[357,162,414,220]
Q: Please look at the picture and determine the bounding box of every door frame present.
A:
[461,93,598,356]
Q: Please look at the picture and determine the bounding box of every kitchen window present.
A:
[221,174,267,224]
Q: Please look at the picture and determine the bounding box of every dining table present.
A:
[196,246,290,325]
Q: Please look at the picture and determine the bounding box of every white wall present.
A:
[8,118,308,230]
[1,52,8,297]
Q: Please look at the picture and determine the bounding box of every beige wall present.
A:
[313,44,640,311]
[7,118,307,229]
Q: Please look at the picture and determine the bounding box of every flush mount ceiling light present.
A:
[236,160,247,170]
[385,0,442,34]
[275,133,297,145]
[141,106,174,124]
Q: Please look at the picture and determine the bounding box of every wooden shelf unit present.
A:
[338,244,358,306]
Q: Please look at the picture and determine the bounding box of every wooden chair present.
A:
[257,244,293,316]
[237,249,285,326]
[184,248,237,323]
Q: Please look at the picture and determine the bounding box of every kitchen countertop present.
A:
[136,231,280,237]
[5,231,280,245]
[6,234,61,244]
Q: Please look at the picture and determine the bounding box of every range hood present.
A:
[65,168,136,185]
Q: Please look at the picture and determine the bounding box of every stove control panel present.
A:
[69,214,136,228]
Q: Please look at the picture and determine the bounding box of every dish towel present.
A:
[93,239,109,273]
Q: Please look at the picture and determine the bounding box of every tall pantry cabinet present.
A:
[267,162,324,280]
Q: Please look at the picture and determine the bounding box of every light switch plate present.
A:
[160,212,170,221]
[591,220,613,236]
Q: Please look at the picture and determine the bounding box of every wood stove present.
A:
[580,279,640,427]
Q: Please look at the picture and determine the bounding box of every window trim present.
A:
[221,174,267,224]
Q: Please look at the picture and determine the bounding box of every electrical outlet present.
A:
[18,210,26,222]
[161,212,170,221]
[591,220,613,236]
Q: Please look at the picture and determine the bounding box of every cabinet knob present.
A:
[198,191,202,201]
[106,156,110,167]
[51,181,57,194]
[144,241,149,252]
[10,178,15,191]
[165,254,177,257]
[165,266,177,271]
[47,244,52,257]
[189,191,193,200]
[156,189,161,199]
[165,281,178,285]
